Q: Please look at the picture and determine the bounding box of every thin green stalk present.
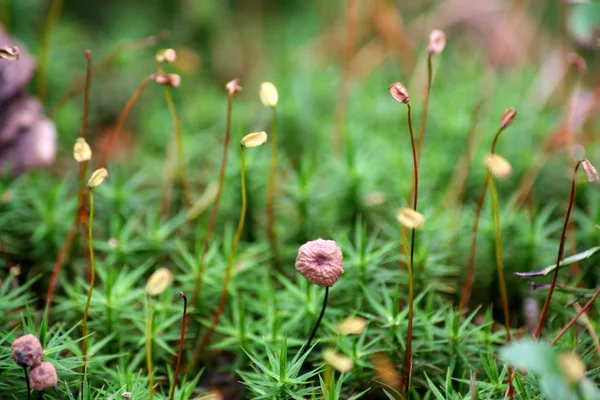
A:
[37,0,64,103]
[189,143,249,370]
[158,62,190,207]
[488,171,515,400]
[82,189,96,365]
[146,294,154,400]
[534,159,583,338]
[191,90,236,307]
[488,176,511,342]
[267,107,280,272]
[404,102,418,393]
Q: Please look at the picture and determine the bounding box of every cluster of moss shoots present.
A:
[2,24,600,399]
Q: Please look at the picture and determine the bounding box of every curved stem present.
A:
[534,159,583,338]
[459,126,505,311]
[82,189,96,365]
[97,75,153,169]
[191,92,235,307]
[189,145,248,370]
[300,286,329,357]
[169,293,187,400]
[23,366,30,400]
[267,107,280,272]
[404,103,418,392]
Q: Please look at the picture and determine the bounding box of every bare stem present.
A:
[82,189,96,366]
[23,366,30,400]
[97,75,153,169]
[189,144,248,370]
[191,91,235,307]
[459,126,505,311]
[404,102,418,393]
[551,287,600,346]
[161,80,191,207]
[534,159,583,338]
[169,292,188,400]
[267,107,280,272]
[300,286,329,357]
[46,51,93,314]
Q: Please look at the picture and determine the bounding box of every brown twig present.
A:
[550,287,600,346]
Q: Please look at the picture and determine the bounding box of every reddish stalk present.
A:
[96,75,153,169]
[415,53,432,163]
[534,159,584,338]
[169,292,188,400]
[459,110,514,312]
[190,80,240,307]
[188,140,252,371]
[403,101,418,393]
[46,50,93,312]
[550,287,600,346]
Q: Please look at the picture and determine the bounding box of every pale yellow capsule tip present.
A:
[87,168,108,188]
[336,316,367,335]
[241,131,268,148]
[484,154,512,180]
[145,267,173,296]
[558,353,586,384]
[395,208,425,229]
[73,138,92,163]
[259,82,278,108]
[155,48,177,63]
[323,349,354,373]
[0,45,19,61]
